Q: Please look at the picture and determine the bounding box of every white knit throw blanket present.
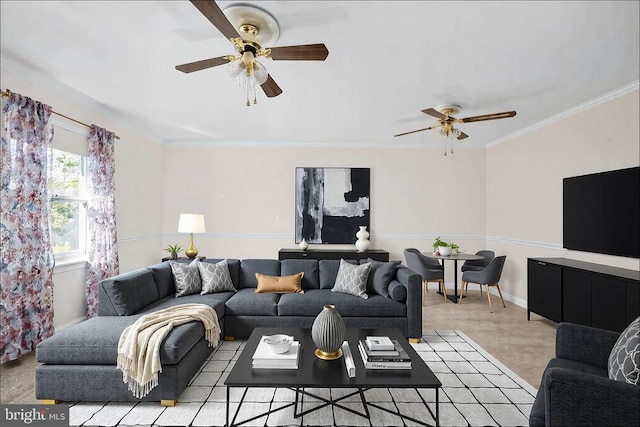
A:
[117,303,220,399]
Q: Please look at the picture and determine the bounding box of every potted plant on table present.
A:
[164,243,182,260]
[432,237,460,256]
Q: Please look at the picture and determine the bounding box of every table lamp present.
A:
[178,214,206,259]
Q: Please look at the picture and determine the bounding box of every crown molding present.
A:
[487,80,640,148]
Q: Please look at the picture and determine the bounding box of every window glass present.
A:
[49,149,87,258]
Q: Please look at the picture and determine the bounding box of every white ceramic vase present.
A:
[298,238,308,251]
[355,226,370,252]
[438,246,453,256]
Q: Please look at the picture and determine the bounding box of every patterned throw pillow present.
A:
[608,316,640,385]
[169,260,201,297]
[331,259,371,300]
[199,260,236,295]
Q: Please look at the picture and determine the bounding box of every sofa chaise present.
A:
[35,257,421,405]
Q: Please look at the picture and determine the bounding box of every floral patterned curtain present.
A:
[0,91,55,363]
[85,125,119,318]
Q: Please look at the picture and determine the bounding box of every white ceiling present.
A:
[1,1,638,147]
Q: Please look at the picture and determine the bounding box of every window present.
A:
[48,149,88,260]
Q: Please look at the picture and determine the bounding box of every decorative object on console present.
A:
[295,167,370,244]
[298,238,308,250]
[311,304,345,360]
[178,213,206,258]
[164,243,182,260]
[355,225,370,252]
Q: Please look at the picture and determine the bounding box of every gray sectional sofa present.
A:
[35,258,421,404]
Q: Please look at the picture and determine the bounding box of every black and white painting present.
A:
[295,167,370,244]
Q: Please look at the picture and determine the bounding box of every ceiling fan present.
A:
[394,104,517,155]
[175,0,329,106]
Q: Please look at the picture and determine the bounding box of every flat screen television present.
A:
[563,166,639,258]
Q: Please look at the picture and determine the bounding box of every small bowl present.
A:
[263,335,293,354]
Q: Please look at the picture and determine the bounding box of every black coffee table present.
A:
[225,327,441,426]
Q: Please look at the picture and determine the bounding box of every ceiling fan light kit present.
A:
[176,1,329,106]
[394,103,516,156]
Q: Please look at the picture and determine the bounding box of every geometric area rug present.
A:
[68,330,537,426]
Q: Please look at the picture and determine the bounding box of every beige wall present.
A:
[162,145,488,286]
[1,68,165,329]
[486,90,640,305]
[3,63,638,326]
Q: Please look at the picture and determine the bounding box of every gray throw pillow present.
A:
[388,281,407,302]
[608,316,640,385]
[199,259,236,294]
[170,260,201,297]
[366,258,401,297]
[331,259,371,299]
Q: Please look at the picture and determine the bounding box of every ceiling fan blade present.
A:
[421,108,447,119]
[268,44,329,61]
[460,111,517,123]
[457,131,469,140]
[175,56,230,73]
[261,75,283,97]
[394,125,438,138]
[190,0,240,41]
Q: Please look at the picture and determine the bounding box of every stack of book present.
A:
[358,336,411,369]
[252,336,300,369]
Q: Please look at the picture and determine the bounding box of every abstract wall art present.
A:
[295,167,370,244]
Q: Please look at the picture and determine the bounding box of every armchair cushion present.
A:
[556,322,620,367]
[608,316,640,385]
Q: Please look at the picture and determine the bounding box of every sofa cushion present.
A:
[36,315,207,365]
[281,259,320,290]
[139,294,227,319]
[332,259,371,299]
[148,262,175,299]
[225,288,279,316]
[199,259,236,294]
[319,259,358,289]
[255,272,304,294]
[170,260,201,297]
[101,268,159,316]
[278,289,406,317]
[366,258,401,297]
[608,316,640,385]
[239,259,281,289]
[388,280,407,302]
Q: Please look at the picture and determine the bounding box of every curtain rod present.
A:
[1,89,120,140]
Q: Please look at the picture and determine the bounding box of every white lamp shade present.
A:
[178,214,206,234]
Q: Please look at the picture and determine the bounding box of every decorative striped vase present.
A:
[311,305,345,360]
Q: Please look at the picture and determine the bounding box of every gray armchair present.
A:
[403,248,446,304]
[530,322,640,426]
[461,250,495,272]
[459,255,506,312]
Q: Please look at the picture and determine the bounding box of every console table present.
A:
[527,257,639,332]
[279,248,389,262]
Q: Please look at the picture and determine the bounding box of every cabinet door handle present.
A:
[538,262,546,266]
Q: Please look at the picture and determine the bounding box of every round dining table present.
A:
[422,252,484,303]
